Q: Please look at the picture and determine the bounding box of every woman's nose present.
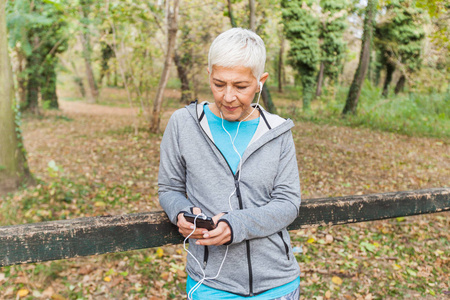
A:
[223,86,236,102]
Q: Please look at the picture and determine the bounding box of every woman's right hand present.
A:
[177,207,209,239]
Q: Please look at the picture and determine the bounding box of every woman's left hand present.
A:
[195,213,231,246]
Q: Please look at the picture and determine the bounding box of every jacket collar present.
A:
[189,100,292,147]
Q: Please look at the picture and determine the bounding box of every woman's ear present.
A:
[207,67,210,75]
[259,72,269,86]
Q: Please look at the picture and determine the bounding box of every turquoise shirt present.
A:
[187,276,300,299]
[204,105,259,174]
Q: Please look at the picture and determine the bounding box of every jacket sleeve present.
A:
[158,110,194,225]
[219,131,301,244]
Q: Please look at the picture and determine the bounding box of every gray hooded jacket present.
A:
[159,101,301,296]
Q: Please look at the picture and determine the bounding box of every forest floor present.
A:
[0,94,449,300]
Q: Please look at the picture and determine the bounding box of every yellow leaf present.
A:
[104,276,111,282]
[331,276,343,285]
[434,249,443,256]
[156,247,164,258]
[393,264,401,270]
[307,238,315,243]
[94,201,106,207]
[325,290,332,299]
[17,289,29,298]
[373,242,380,247]
[51,294,67,300]
[381,228,389,234]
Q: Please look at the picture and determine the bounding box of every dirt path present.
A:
[59,100,140,116]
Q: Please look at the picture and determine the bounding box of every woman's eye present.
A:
[214,84,224,88]
[237,86,247,90]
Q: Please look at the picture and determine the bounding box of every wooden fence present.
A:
[1,188,449,267]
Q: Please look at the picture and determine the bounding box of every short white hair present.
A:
[208,28,266,82]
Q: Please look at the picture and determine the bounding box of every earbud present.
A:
[259,82,263,92]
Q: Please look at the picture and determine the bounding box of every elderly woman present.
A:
[159,28,301,300]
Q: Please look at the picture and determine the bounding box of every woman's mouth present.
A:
[224,106,238,112]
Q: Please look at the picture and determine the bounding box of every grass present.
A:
[273,81,449,140]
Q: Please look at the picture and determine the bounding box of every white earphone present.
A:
[259,82,263,92]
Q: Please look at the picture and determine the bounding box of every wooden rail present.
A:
[1,188,449,267]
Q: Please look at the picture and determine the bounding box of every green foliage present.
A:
[6,0,69,110]
[320,0,349,83]
[375,0,426,91]
[282,0,320,110]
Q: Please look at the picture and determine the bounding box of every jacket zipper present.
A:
[235,173,254,296]
[196,104,255,296]
[203,246,209,269]
[278,231,290,260]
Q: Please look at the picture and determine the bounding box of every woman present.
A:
[159,28,301,299]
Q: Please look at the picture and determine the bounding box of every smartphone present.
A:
[183,212,216,231]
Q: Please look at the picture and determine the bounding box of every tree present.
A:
[375,0,425,96]
[0,0,33,194]
[224,0,276,112]
[342,0,378,115]
[282,0,320,110]
[7,0,68,112]
[316,0,348,97]
[79,0,99,103]
[150,0,180,133]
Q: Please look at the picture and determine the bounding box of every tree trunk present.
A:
[25,53,40,114]
[315,61,325,97]
[99,42,114,87]
[0,2,33,194]
[247,1,275,113]
[173,52,192,104]
[249,0,256,31]
[302,78,315,111]
[150,0,179,133]
[41,59,59,109]
[80,32,98,103]
[16,51,27,107]
[79,1,99,103]
[261,85,276,113]
[227,0,237,28]
[278,34,284,93]
[342,0,377,115]
[394,74,406,95]
[382,59,395,97]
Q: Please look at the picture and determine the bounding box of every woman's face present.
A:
[208,65,268,122]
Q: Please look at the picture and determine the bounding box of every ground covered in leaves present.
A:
[0,96,448,300]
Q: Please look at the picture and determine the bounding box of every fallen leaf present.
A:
[104,276,111,282]
[51,294,67,300]
[160,272,170,281]
[325,290,332,298]
[17,289,29,298]
[42,286,54,297]
[177,269,187,278]
[307,238,315,243]
[94,201,106,207]
[332,276,343,285]
[156,247,164,258]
